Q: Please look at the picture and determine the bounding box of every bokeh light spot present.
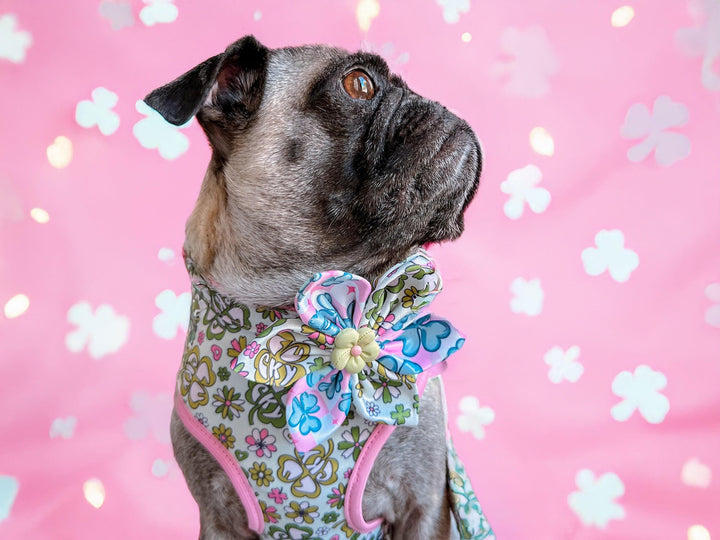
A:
[4,294,29,319]
[530,127,555,156]
[611,6,635,27]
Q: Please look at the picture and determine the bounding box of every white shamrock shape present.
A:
[153,290,190,339]
[139,0,178,26]
[544,346,583,383]
[704,283,720,327]
[568,469,626,528]
[66,302,130,359]
[611,365,670,424]
[157,247,176,264]
[501,164,551,219]
[99,1,134,30]
[491,26,559,98]
[151,458,178,478]
[675,0,720,91]
[621,95,691,167]
[0,14,32,63]
[123,392,172,443]
[456,396,495,439]
[435,0,470,23]
[49,416,77,439]
[133,100,191,160]
[510,277,544,316]
[581,229,639,283]
[76,87,120,135]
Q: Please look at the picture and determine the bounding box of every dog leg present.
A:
[170,408,259,540]
[364,377,453,539]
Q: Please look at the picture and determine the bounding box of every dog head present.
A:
[145,36,482,305]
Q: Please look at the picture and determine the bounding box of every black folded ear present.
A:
[143,35,269,158]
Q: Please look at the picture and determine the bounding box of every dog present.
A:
[144,36,483,539]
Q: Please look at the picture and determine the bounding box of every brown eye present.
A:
[342,70,375,100]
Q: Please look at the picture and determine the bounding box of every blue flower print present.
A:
[339,392,352,414]
[318,370,344,400]
[396,315,452,357]
[288,392,322,435]
[365,401,380,417]
[307,293,352,336]
[447,337,466,356]
[390,312,419,332]
[376,354,423,376]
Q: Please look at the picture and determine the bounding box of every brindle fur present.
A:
[145,36,481,539]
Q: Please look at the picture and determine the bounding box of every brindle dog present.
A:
[145,36,481,539]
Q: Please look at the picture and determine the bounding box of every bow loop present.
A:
[286,249,464,452]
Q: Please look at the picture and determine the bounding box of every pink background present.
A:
[1,1,719,538]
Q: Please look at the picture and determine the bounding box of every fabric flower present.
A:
[224,250,464,452]
[268,487,287,504]
[212,385,245,420]
[285,250,464,451]
[288,393,322,436]
[338,427,371,460]
[327,483,346,509]
[284,501,319,525]
[245,428,277,458]
[249,462,274,487]
[211,424,235,449]
[260,501,279,524]
[243,341,260,358]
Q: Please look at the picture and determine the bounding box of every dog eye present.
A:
[342,70,375,100]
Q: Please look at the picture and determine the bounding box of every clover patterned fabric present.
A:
[178,251,490,538]
[2,1,719,540]
[178,264,385,539]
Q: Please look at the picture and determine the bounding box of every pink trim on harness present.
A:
[174,393,264,535]
[345,424,395,532]
[344,367,444,532]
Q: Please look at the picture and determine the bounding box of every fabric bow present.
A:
[285,250,465,452]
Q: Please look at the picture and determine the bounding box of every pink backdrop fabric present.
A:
[1,1,719,539]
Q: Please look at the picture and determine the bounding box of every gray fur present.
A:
[146,36,481,539]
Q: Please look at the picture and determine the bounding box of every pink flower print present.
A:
[263,504,279,523]
[376,314,396,337]
[268,487,287,504]
[211,344,222,361]
[256,322,267,336]
[230,339,243,354]
[327,483,346,509]
[344,468,353,479]
[245,427,277,458]
[243,341,260,358]
[198,331,205,344]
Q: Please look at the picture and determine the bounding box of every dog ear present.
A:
[143,35,269,156]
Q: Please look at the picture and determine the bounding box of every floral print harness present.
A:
[176,250,494,539]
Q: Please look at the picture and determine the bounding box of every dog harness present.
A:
[175,250,494,539]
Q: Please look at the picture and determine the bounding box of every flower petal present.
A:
[286,368,351,452]
[383,314,464,374]
[359,249,442,337]
[296,271,371,334]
